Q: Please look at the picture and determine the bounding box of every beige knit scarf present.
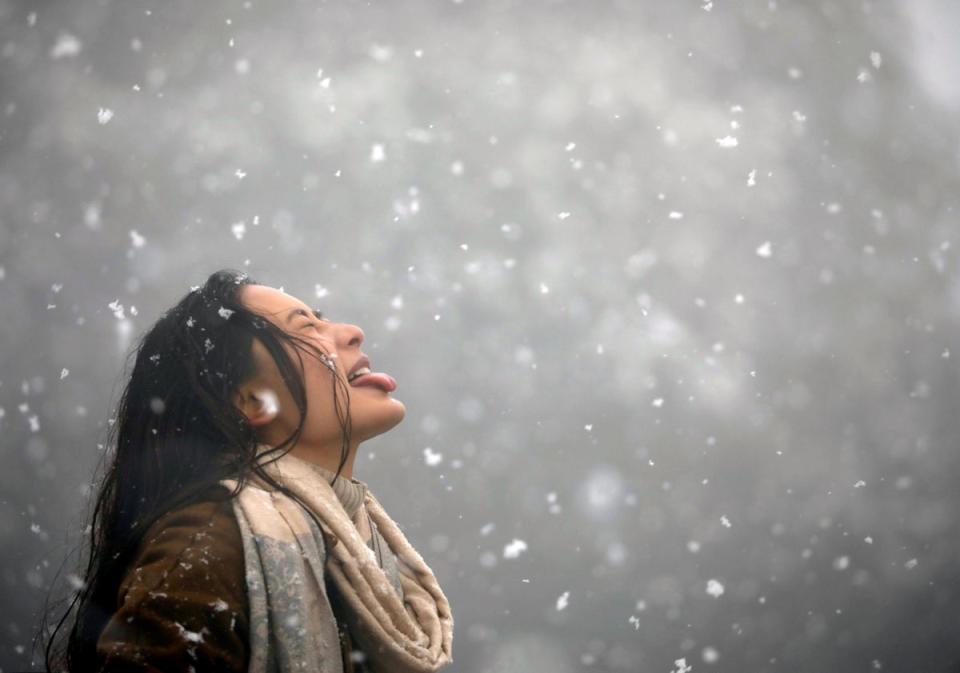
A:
[221,444,454,673]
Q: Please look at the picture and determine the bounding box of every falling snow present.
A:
[108,300,126,320]
[423,447,443,466]
[502,539,528,559]
[50,33,82,59]
[3,5,954,673]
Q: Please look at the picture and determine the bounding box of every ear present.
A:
[232,385,279,427]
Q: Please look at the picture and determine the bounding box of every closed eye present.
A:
[297,308,327,329]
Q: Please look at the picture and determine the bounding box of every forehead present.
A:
[240,284,310,323]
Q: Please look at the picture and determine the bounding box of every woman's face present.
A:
[234,283,405,454]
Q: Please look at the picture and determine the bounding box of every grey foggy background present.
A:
[1,0,959,671]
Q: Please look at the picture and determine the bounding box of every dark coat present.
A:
[94,484,366,672]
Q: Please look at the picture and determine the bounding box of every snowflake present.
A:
[50,33,82,59]
[503,538,528,559]
[108,300,126,320]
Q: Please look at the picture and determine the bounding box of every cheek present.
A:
[303,359,341,411]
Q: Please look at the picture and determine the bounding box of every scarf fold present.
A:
[221,445,454,673]
[298,460,368,519]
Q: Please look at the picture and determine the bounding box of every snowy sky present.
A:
[1,0,959,671]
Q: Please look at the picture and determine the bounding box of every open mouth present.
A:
[348,371,397,392]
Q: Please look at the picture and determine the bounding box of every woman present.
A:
[41,268,454,673]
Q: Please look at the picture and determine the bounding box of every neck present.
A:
[290,442,358,480]
[263,437,359,480]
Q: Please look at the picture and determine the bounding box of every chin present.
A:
[380,397,406,426]
[356,396,406,438]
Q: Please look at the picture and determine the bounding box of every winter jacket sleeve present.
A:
[94,486,249,673]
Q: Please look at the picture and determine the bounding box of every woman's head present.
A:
[232,281,405,472]
[110,267,402,497]
[42,267,403,671]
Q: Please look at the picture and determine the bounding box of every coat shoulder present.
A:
[95,483,249,672]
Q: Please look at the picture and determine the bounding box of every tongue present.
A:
[349,372,397,392]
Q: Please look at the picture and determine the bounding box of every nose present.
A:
[341,322,364,349]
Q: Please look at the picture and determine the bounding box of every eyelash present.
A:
[298,308,326,327]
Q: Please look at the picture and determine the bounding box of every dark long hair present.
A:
[37,268,355,672]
